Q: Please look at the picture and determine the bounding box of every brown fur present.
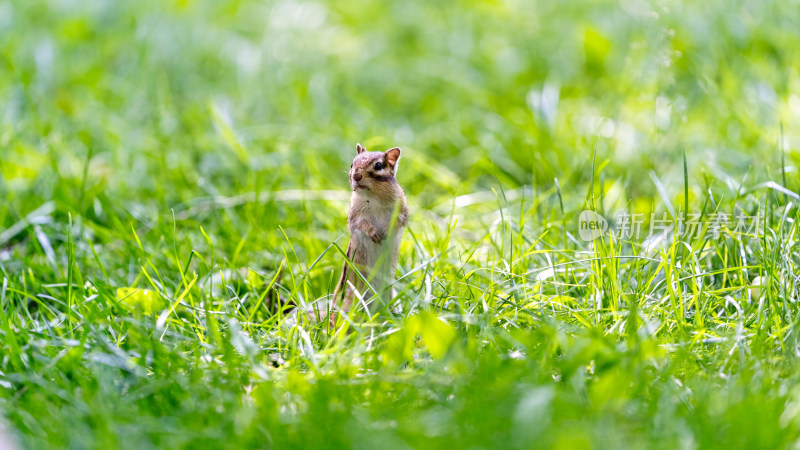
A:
[332,144,408,326]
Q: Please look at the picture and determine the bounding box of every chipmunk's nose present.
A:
[353,173,362,181]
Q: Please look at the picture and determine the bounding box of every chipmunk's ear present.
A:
[385,147,401,169]
[356,143,366,154]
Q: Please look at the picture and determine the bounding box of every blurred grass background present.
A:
[2,0,800,448]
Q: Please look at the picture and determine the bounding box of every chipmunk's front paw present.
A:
[368,229,383,244]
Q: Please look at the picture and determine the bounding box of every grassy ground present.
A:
[3,0,800,448]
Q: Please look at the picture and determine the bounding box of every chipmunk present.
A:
[332,143,408,324]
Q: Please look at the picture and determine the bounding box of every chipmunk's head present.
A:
[349,143,402,194]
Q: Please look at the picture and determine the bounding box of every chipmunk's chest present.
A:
[352,198,396,233]
[348,195,405,266]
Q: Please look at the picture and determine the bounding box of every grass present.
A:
[2,0,800,448]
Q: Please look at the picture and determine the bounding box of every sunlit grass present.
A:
[2,0,800,448]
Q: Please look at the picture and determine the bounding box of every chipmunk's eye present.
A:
[374,162,383,171]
